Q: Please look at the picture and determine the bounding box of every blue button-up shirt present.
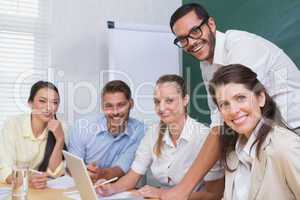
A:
[68,113,145,173]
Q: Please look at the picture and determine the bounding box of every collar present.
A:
[211,31,227,66]
[22,114,48,141]
[236,119,264,159]
[162,116,194,147]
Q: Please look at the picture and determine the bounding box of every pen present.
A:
[29,168,44,175]
[93,177,118,188]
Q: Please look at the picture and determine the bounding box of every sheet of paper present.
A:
[100,191,140,199]
[64,190,144,200]
[47,175,75,189]
[0,187,11,200]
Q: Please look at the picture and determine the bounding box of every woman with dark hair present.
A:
[0,81,67,189]
[208,64,300,200]
[96,74,224,200]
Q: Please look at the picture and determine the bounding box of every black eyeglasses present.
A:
[173,18,208,48]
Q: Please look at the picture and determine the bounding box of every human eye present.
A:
[175,36,188,47]
[218,101,229,110]
[103,103,113,109]
[118,102,127,109]
[153,99,160,105]
[191,26,201,34]
[39,99,46,103]
[165,98,174,104]
[236,95,246,102]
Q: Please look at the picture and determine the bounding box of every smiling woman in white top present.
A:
[0,81,68,189]
[208,64,300,200]
[96,74,224,199]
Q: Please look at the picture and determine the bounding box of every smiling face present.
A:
[29,88,60,123]
[172,11,216,63]
[154,82,188,125]
[102,92,133,134]
[215,83,266,137]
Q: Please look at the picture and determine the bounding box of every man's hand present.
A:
[87,162,103,183]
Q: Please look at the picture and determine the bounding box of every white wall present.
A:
[51,0,181,124]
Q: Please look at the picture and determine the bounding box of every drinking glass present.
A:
[11,161,29,200]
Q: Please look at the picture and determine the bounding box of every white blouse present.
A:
[232,121,262,200]
[131,116,224,189]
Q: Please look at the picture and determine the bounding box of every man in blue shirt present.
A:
[68,80,145,183]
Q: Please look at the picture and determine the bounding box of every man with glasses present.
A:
[157,3,300,200]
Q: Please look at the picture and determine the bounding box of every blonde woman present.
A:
[96,75,224,199]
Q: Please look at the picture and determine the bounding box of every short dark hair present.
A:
[170,3,210,32]
[102,80,131,100]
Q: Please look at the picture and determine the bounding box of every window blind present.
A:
[0,0,50,128]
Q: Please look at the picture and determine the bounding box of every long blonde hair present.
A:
[154,74,187,156]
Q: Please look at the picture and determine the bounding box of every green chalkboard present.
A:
[182,0,300,125]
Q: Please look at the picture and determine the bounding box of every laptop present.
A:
[63,150,99,200]
[63,151,144,200]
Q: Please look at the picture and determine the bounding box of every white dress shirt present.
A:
[201,30,300,129]
[131,116,224,190]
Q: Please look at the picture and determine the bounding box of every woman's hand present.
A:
[29,172,48,189]
[138,185,163,198]
[160,186,189,200]
[47,118,64,143]
[95,179,115,197]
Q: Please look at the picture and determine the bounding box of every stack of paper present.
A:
[0,187,11,200]
[63,191,144,200]
[47,175,75,189]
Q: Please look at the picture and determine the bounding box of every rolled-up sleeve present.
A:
[0,119,17,182]
[131,127,154,175]
[46,162,65,178]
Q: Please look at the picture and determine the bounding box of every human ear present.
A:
[207,17,217,33]
[129,99,134,109]
[28,101,33,109]
[258,91,266,108]
[183,94,190,107]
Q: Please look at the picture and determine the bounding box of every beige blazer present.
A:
[223,126,300,200]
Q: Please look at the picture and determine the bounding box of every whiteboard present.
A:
[107,22,180,124]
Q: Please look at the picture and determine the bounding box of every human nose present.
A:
[112,106,120,115]
[187,36,198,46]
[47,102,56,113]
[228,103,240,115]
[158,102,166,113]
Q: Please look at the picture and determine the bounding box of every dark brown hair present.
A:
[208,64,280,171]
[28,81,67,172]
[154,74,187,156]
[101,80,131,100]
